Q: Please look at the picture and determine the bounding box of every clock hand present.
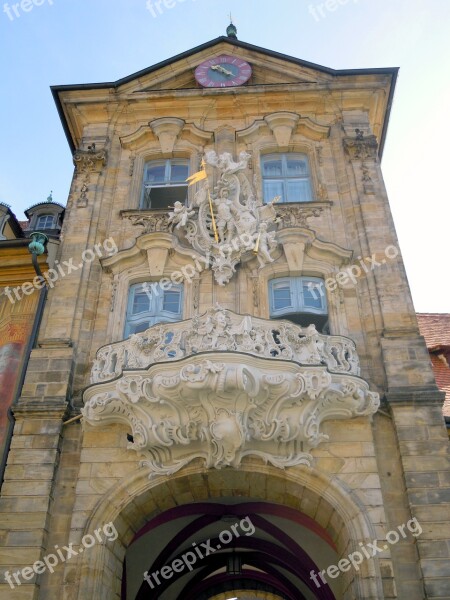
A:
[211,65,233,77]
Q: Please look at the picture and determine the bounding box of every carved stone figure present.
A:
[254,222,277,268]
[168,201,195,230]
[169,151,279,285]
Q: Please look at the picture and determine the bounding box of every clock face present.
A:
[195,54,252,88]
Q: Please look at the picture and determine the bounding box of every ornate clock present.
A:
[195,54,252,88]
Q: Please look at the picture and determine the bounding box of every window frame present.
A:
[124,282,183,337]
[261,153,313,204]
[140,158,189,210]
[269,276,327,318]
[36,214,56,230]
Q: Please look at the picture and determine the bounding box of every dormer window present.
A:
[36,215,55,230]
[141,159,189,209]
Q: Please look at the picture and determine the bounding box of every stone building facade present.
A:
[1,30,449,600]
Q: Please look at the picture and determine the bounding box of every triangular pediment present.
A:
[115,37,335,95]
[52,36,398,154]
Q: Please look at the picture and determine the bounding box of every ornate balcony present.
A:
[83,306,379,477]
[90,306,360,384]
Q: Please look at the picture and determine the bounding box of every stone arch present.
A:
[68,462,385,600]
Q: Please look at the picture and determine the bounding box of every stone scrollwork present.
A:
[73,144,108,208]
[167,151,280,285]
[275,205,324,229]
[343,129,378,161]
[124,212,170,234]
[73,144,108,174]
[90,306,361,385]
[82,353,379,477]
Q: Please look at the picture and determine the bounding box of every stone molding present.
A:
[13,397,69,419]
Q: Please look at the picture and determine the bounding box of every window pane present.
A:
[144,163,166,184]
[143,186,188,209]
[130,321,151,335]
[263,181,284,203]
[37,215,54,229]
[303,281,324,310]
[163,291,181,313]
[262,158,283,177]
[286,157,308,177]
[286,180,312,202]
[132,291,151,315]
[273,284,292,310]
[170,162,189,183]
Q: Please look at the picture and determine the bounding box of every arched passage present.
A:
[67,463,385,600]
[128,501,338,599]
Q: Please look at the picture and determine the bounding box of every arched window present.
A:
[269,276,328,332]
[124,283,183,337]
[141,159,189,209]
[261,153,312,203]
[36,214,55,229]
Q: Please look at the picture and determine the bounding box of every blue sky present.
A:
[1,0,449,312]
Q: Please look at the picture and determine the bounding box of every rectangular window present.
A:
[125,283,183,337]
[262,153,313,204]
[269,276,328,332]
[141,159,189,209]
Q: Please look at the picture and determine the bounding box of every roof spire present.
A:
[47,190,53,202]
[226,15,237,39]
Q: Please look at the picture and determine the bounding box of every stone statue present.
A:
[168,201,195,230]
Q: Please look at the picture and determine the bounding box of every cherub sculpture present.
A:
[254,222,278,268]
[168,201,195,231]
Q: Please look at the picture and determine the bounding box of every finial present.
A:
[47,190,53,202]
[226,16,237,39]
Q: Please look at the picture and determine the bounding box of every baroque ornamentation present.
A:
[73,144,108,175]
[73,144,107,208]
[125,212,170,234]
[90,306,361,385]
[83,353,379,477]
[275,205,324,229]
[167,151,280,285]
[343,130,378,161]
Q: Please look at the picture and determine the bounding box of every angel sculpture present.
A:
[205,150,251,176]
[168,201,195,231]
[254,222,278,268]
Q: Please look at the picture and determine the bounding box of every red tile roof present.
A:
[417,313,450,349]
[417,313,450,417]
[430,355,450,416]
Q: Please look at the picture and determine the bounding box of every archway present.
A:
[126,500,338,599]
[68,463,384,600]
